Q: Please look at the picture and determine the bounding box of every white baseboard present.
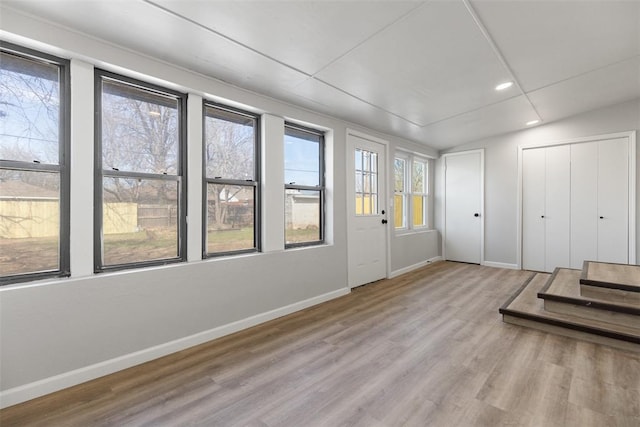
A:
[389,256,443,279]
[0,287,350,409]
[482,261,520,270]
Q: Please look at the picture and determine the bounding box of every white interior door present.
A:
[347,132,388,288]
[544,145,570,271]
[597,137,629,263]
[570,142,599,269]
[522,148,546,271]
[444,150,483,264]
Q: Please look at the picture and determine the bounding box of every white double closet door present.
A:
[522,137,630,273]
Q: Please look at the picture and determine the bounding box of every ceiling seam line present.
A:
[313,77,424,127]
[310,1,432,78]
[461,0,543,122]
[420,94,525,128]
[141,0,313,78]
[524,54,640,94]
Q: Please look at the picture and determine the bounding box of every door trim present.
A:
[517,130,636,269]
[346,129,390,287]
[441,149,485,264]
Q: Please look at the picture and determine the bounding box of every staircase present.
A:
[499,261,640,352]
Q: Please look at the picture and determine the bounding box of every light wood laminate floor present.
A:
[2,261,639,426]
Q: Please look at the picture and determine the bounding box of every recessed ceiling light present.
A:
[526,119,540,126]
[495,81,513,91]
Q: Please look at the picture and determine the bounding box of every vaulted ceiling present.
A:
[3,0,639,149]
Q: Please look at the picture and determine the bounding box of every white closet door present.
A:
[570,142,598,269]
[598,138,629,263]
[522,148,545,271]
[444,151,482,264]
[545,145,571,271]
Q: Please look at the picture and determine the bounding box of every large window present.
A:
[0,42,70,284]
[394,154,430,230]
[95,70,186,271]
[284,123,324,247]
[203,103,259,256]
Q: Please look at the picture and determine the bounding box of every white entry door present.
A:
[443,150,483,264]
[347,132,388,288]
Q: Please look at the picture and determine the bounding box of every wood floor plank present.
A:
[2,261,640,426]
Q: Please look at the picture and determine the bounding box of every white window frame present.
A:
[394,152,431,233]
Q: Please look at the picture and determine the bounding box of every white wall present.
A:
[436,98,640,267]
[0,7,439,407]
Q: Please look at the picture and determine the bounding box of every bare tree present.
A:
[204,115,254,229]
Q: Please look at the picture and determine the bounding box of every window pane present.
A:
[413,161,426,193]
[355,171,363,193]
[413,195,426,227]
[101,79,179,175]
[206,183,254,253]
[362,151,371,172]
[394,158,405,192]
[394,194,406,228]
[204,106,255,180]
[285,189,320,244]
[284,131,319,186]
[102,177,179,266]
[355,149,362,171]
[0,51,60,164]
[0,170,60,275]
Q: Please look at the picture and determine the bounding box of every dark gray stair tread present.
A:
[539,268,640,314]
[581,261,640,292]
[500,273,640,344]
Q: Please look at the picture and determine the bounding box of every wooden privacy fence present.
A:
[1,201,178,239]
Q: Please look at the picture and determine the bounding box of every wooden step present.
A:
[538,268,640,329]
[580,261,640,304]
[499,273,640,352]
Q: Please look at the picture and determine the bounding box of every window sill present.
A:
[394,228,435,237]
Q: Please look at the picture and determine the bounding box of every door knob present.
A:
[381,219,388,224]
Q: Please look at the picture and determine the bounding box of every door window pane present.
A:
[355,148,378,216]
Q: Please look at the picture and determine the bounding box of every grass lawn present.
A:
[285,227,320,244]
[1,226,322,276]
[0,236,59,276]
[207,227,254,253]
